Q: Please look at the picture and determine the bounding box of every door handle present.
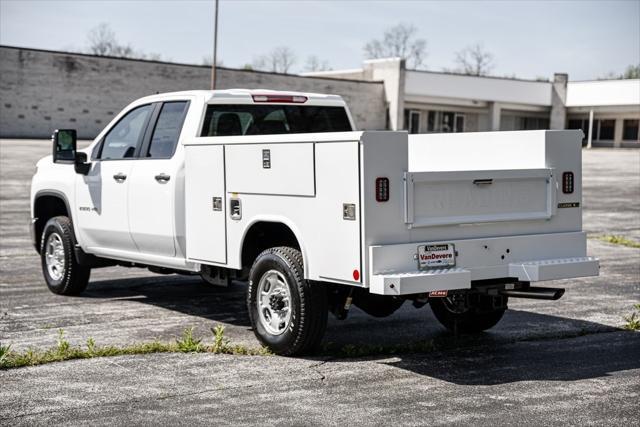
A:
[154,173,171,183]
[113,173,127,182]
[473,179,493,185]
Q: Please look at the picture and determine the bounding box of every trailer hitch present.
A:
[500,286,565,300]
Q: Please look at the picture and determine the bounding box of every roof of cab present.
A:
[135,89,346,105]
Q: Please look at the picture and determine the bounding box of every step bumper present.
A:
[508,256,600,282]
[370,257,599,296]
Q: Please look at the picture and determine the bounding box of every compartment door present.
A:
[225,143,315,196]
[314,141,362,283]
[184,145,227,264]
[405,168,556,228]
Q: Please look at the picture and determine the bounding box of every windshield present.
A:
[200,104,352,137]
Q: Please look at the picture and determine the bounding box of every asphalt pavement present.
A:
[1,139,639,426]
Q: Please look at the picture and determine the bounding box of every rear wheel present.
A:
[247,246,327,356]
[429,293,507,334]
[40,216,90,295]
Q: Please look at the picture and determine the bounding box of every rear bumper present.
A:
[368,232,599,295]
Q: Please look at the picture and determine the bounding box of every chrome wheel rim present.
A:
[45,232,65,281]
[257,270,292,336]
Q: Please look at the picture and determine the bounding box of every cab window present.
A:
[99,105,152,160]
[200,105,352,137]
[147,101,188,158]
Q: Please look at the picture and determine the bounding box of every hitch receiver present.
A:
[500,286,565,300]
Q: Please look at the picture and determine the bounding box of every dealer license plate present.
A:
[417,243,456,269]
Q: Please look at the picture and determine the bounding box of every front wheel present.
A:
[429,293,507,334]
[40,216,91,296]
[247,246,327,356]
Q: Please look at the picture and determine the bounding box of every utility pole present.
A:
[210,0,219,90]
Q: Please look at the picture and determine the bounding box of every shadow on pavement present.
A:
[82,274,637,386]
[382,327,640,385]
[84,274,252,327]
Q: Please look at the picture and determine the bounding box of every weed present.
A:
[86,337,96,355]
[595,235,640,249]
[56,329,70,356]
[0,327,272,370]
[211,325,229,353]
[623,303,640,331]
[0,343,11,364]
[176,327,203,353]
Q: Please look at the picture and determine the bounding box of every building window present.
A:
[568,119,589,145]
[568,119,587,132]
[425,111,465,133]
[455,114,465,132]
[404,109,421,133]
[516,117,549,130]
[570,119,620,142]
[441,112,455,132]
[428,111,436,132]
[597,119,615,140]
[623,119,639,141]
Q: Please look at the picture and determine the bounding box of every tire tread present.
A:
[40,216,90,296]
[248,246,327,356]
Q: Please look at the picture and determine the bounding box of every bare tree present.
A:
[87,23,117,56]
[454,43,495,76]
[87,23,159,60]
[623,64,640,79]
[252,46,297,73]
[364,23,427,69]
[601,64,640,80]
[305,55,331,72]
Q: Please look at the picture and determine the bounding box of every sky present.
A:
[1,0,638,80]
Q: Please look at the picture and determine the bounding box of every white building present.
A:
[306,58,640,148]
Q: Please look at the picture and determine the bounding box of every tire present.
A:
[40,216,90,296]
[247,246,327,356]
[429,294,507,334]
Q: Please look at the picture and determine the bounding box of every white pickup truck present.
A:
[31,89,599,355]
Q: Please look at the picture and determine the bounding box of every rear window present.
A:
[200,104,352,137]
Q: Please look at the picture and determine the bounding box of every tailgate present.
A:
[403,168,556,228]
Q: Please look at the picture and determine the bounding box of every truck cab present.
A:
[31,89,599,355]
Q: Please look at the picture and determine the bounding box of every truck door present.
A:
[75,104,154,253]
[128,101,189,257]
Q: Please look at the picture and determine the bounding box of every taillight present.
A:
[562,172,574,194]
[251,94,308,103]
[376,177,389,202]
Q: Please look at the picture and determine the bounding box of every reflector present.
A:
[562,172,574,194]
[375,177,389,202]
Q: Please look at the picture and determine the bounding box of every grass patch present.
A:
[0,343,11,365]
[0,326,271,370]
[623,304,640,331]
[594,235,640,249]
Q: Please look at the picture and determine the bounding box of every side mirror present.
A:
[52,129,77,163]
[52,129,90,175]
[74,152,91,175]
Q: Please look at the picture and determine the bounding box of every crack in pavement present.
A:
[5,329,636,422]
